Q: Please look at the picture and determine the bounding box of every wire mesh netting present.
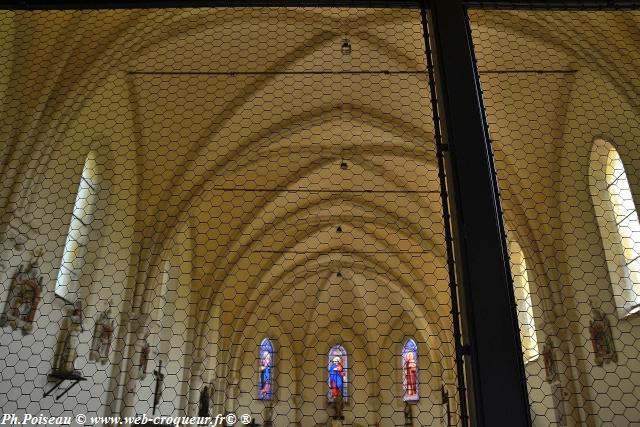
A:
[469,8,640,427]
[0,7,463,426]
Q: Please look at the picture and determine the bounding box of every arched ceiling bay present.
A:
[124,9,450,366]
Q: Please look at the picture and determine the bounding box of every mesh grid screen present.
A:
[0,7,463,426]
[469,9,640,427]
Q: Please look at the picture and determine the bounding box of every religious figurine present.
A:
[0,250,44,335]
[199,385,210,417]
[589,303,617,366]
[53,300,84,375]
[404,402,413,426]
[139,331,151,379]
[89,302,114,364]
[542,337,557,383]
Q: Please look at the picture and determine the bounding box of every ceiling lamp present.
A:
[341,38,352,56]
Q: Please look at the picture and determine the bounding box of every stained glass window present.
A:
[258,338,274,400]
[328,344,347,402]
[402,338,419,401]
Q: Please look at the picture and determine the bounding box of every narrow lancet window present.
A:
[402,338,419,401]
[328,344,347,402]
[508,239,538,362]
[258,338,274,400]
[55,152,99,301]
[590,139,640,316]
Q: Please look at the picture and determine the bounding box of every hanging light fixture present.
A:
[341,38,352,56]
[336,225,343,233]
[340,159,348,170]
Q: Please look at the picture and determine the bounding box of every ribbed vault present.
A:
[2,6,639,427]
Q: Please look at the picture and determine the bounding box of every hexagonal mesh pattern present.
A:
[0,7,462,426]
[469,9,640,426]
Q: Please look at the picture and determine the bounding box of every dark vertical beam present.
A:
[427,1,531,426]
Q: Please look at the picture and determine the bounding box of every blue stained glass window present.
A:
[258,338,274,400]
[328,344,347,402]
[402,338,419,401]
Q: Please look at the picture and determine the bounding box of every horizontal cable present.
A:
[250,249,435,254]
[129,70,425,76]
[465,0,639,10]
[130,69,580,76]
[209,187,440,193]
[478,69,577,74]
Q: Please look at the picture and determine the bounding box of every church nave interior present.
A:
[0,5,639,427]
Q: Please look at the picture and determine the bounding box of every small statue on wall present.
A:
[53,300,84,374]
[140,330,151,379]
[89,301,115,365]
[263,404,273,427]
[137,322,159,380]
[0,249,44,335]
[404,402,413,426]
[589,301,617,366]
[542,336,558,383]
[199,385,210,417]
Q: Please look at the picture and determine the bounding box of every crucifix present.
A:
[152,360,165,415]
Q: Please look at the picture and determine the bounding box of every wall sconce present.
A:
[5,227,26,252]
